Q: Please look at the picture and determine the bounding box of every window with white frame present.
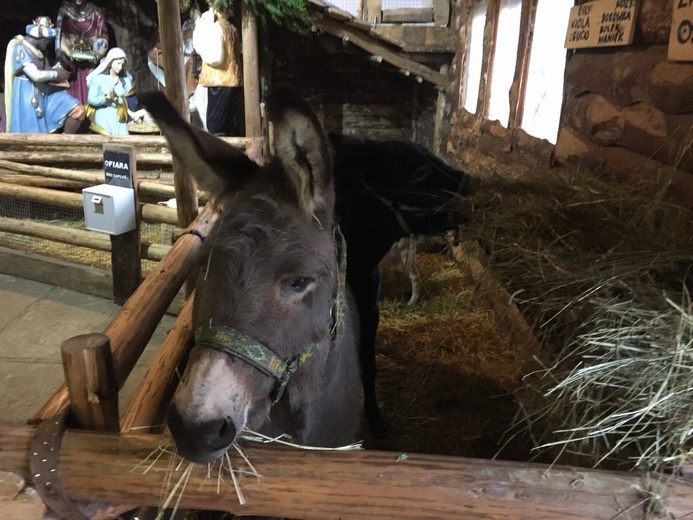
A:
[487,0,522,127]
[462,2,487,113]
[326,0,433,17]
[520,0,573,143]
[460,0,573,145]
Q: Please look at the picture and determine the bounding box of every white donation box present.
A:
[82,184,136,235]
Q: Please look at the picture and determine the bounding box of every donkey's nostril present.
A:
[219,417,230,437]
[216,417,236,447]
[166,405,237,463]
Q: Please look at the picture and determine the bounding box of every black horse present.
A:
[330,133,478,431]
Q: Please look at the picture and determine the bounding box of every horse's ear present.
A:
[269,87,333,218]
[139,92,259,196]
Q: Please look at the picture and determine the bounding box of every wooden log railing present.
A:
[0,133,255,151]
[0,159,177,200]
[0,135,259,174]
[1,423,692,519]
[120,294,195,433]
[0,151,173,167]
[0,217,170,262]
[0,181,179,225]
[33,204,218,422]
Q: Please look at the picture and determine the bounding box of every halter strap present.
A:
[195,224,348,405]
[196,323,318,404]
[330,224,347,338]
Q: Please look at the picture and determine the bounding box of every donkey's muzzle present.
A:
[167,404,237,463]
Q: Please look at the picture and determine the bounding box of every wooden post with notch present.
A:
[60,333,119,431]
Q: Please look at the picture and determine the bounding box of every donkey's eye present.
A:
[410,166,430,184]
[284,277,315,293]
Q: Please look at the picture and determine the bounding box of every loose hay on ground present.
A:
[373,252,530,460]
[462,165,693,472]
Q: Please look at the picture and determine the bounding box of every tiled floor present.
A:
[0,273,176,423]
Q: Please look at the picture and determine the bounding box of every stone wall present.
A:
[271,27,439,145]
[446,0,693,205]
[556,0,693,204]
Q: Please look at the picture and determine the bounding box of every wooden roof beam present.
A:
[315,16,449,86]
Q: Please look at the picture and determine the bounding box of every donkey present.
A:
[329,133,478,431]
[141,89,362,464]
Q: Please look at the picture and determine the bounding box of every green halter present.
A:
[195,225,347,405]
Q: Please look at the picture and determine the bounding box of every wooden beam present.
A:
[434,0,450,26]
[369,26,457,53]
[0,216,170,262]
[381,8,433,23]
[107,146,142,305]
[1,425,693,519]
[156,0,198,231]
[0,182,84,209]
[0,133,255,149]
[156,0,188,120]
[326,6,353,21]
[0,181,179,227]
[0,246,113,299]
[365,0,382,23]
[33,205,219,422]
[0,173,85,190]
[0,151,173,166]
[316,17,448,86]
[507,0,537,131]
[476,0,500,118]
[0,159,101,184]
[0,160,177,200]
[241,1,262,137]
[140,203,179,226]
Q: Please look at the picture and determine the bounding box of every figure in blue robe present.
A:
[4,16,84,133]
[86,47,142,135]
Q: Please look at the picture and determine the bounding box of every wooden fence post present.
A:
[103,145,141,305]
[156,0,198,231]
[60,333,120,432]
[242,1,262,137]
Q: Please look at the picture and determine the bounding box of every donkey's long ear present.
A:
[140,92,259,196]
[268,87,333,218]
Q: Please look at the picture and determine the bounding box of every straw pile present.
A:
[462,164,693,472]
[373,252,529,459]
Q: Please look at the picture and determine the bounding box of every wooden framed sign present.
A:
[669,0,693,61]
[565,0,639,49]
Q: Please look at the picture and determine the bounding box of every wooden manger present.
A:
[1,209,693,518]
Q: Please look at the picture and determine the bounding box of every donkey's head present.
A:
[142,89,339,463]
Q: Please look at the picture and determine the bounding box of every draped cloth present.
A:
[56,1,109,104]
